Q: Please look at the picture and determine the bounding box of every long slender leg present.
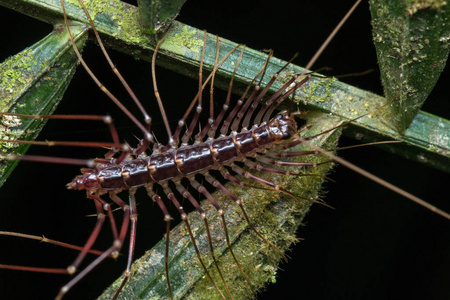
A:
[0,113,121,151]
[171,41,243,146]
[232,162,334,209]
[180,31,211,146]
[165,183,226,300]
[198,45,246,140]
[66,195,107,274]
[255,154,332,168]
[57,193,131,300]
[203,173,254,292]
[241,54,299,130]
[175,183,230,300]
[0,112,131,164]
[253,74,310,125]
[112,189,138,300]
[56,247,117,300]
[60,0,151,139]
[0,231,105,256]
[262,149,320,158]
[219,58,269,136]
[229,50,274,132]
[231,164,298,199]
[76,0,151,126]
[146,188,174,300]
[191,175,253,290]
[212,170,287,261]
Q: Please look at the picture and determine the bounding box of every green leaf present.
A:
[369,0,450,132]
[0,23,89,187]
[137,0,188,37]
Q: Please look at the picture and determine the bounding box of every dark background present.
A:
[1,0,449,299]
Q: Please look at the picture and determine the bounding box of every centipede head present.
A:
[67,172,101,192]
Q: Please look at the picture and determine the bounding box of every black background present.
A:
[0,1,449,299]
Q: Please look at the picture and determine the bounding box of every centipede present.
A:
[1,0,449,299]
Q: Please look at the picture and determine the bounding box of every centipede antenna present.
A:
[302,0,362,74]
[298,135,450,220]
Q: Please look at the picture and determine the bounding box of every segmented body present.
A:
[70,114,295,192]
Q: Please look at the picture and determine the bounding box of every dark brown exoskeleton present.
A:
[68,111,298,194]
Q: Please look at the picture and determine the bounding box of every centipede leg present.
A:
[190,178,255,299]
[241,54,301,129]
[246,156,335,181]
[198,45,246,140]
[112,190,138,300]
[231,164,297,199]
[146,189,174,300]
[262,149,320,158]
[164,183,226,300]
[255,154,332,168]
[215,169,288,262]
[175,183,228,300]
[66,196,106,274]
[57,194,131,299]
[228,50,275,132]
[181,31,215,146]
[204,173,255,292]
[259,75,312,124]
[89,194,119,241]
